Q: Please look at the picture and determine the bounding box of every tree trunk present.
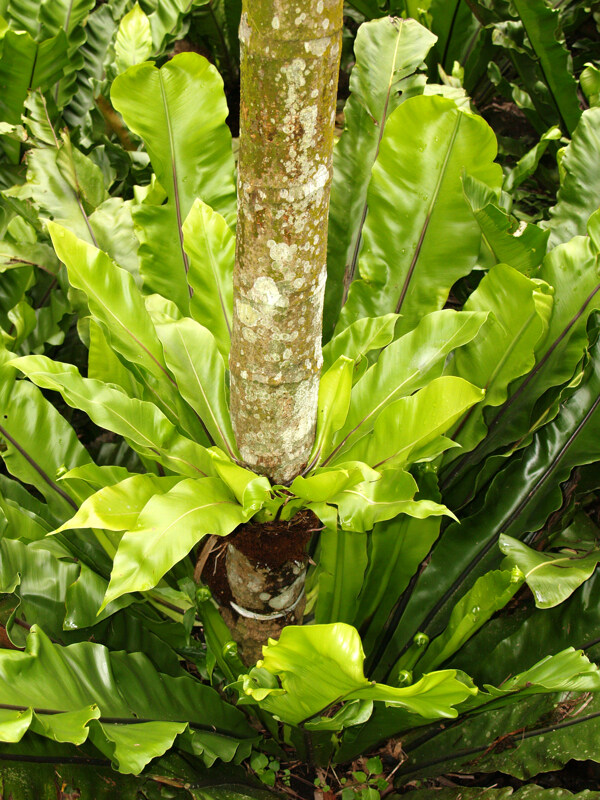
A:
[216,0,343,662]
[229,0,344,486]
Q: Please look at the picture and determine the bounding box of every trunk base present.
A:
[199,511,316,665]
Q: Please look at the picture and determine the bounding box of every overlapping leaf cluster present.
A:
[0,2,599,796]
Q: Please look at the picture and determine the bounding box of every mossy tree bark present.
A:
[221,0,343,662]
[229,0,344,486]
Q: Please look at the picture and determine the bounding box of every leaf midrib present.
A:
[395,112,463,315]
[158,70,192,299]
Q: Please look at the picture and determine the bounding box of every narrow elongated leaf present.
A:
[48,224,168,383]
[152,315,237,456]
[326,310,487,464]
[48,225,202,437]
[11,356,216,479]
[55,474,182,534]
[357,470,443,655]
[313,507,370,625]
[325,18,437,333]
[510,0,580,135]
[183,198,235,358]
[415,569,524,676]
[448,263,553,455]
[340,95,502,334]
[338,376,484,469]
[309,356,354,468]
[112,54,236,312]
[103,477,249,605]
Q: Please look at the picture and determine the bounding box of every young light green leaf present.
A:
[54,474,182,534]
[463,175,550,272]
[152,315,237,456]
[309,356,354,468]
[499,534,600,609]
[331,469,451,533]
[326,310,487,464]
[0,708,33,743]
[103,477,250,606]
[341,95,502,334]
[31,706,101,746]
[115,3,152,73]
[415,569,524,676]
[291,462,378,504]
[207,449,271,515]
[11,356,215,479]
[47,223,169,384]
[242,623,476,725]
[92,720,186,775]
[183,198,235,358]
[339,376,485,470]
[322,314,399,372]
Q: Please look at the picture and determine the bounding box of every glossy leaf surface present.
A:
[341,95,502,334]
[242,624,475,726]
[325,17,437,332]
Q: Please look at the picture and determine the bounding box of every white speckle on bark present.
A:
[272,15,280,29]
[317,0,324,11]
[304,38,329,57]
[239,12,251,45]
[267,240,297,265]
[249,276,284,307]
[237,299,261,327]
